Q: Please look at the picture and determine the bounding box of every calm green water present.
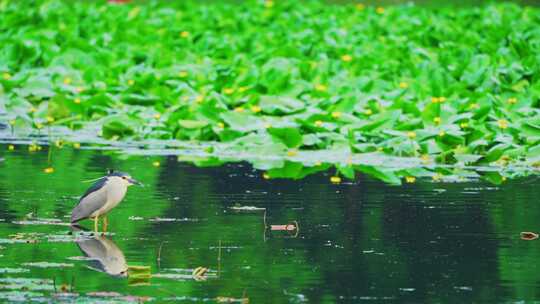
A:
[0,144,540,303]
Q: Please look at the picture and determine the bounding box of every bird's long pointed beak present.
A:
[129,178,143,186]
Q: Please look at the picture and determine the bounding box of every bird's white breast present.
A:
[103,177,128,212]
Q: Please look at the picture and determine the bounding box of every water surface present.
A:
[0,145,539,303]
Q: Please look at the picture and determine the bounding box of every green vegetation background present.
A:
[1,0,540,182]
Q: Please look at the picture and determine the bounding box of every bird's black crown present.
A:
[106,169,130,177]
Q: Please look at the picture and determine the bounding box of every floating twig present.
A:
[217,239,222,277]
[157,241,164,270]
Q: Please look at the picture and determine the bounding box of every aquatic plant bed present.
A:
[1,1,540,183]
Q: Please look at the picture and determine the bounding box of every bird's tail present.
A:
[71,206,84,223]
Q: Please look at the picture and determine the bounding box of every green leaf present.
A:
[267,127,302,148]
[121,94,160,106]
[354,165,401,185]
[259,95,305,115]
[102,116,137,139]
[178,119,208,129]
[220,112,263,132]
[482,143,510,163]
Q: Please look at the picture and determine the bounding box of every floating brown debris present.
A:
[521,232,539,240]
[264,220,300,241]
[270,224,297,231]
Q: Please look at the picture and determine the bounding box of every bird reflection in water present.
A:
[72,225,128,277]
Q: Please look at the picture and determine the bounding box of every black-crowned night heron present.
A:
[71,170,141,231]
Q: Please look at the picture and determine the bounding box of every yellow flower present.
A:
[421,154,430,164]
[217,122,225,129]
[264,0,274,8]
[238,86,249,93]
[55,140,63,148]
[287,150,298,157]
[9,119,16,126]
[431,97,440,103]
[376,7,385,14]
[407,131,416,139]
[432,173,442,181]
[74,98,81,104]
[44,167,54,174]
[127,79,135,86]
[433,117,441,124]
[331,111,341,118]
[315,120,323,127]
[152,161,160,167]
[28,144,38,152]
[439,97,447,103]
[405,176,416,183]
[73,143,81,149]
[341,54,353,62]
[507,97,517,104]
[264,123,272,129]
[29,107,37,113]
[179,71,188,78]
[35,123,43,129]
[438,131,445,137]
[460,122,468,129]
[250,105,261,113]
[234,107,244,113]
[330,176,342,184]
[315,161,322,166]
[8,145,14,151]
[153,113,161,120]
[180,31,190,38]
[355,3,365,10]
[498,119,508,129]
[315,84,327,92]
[362,109,372,116]
[63,77,72,85]
[399,82,408,89]
[263,173,270,180]
[224,88,235,95]
[195,95,204,103]
[46,116,55,123]
[2,72,11,80]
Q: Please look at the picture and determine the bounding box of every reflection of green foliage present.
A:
[2,0,540,184]
[0,147,327,302]
[489,181,540,301]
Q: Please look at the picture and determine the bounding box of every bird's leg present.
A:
[103,216,109,233]
[94,216,99,233]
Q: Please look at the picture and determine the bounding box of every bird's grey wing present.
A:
[71,182,108,223]
[80,177,107,201]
